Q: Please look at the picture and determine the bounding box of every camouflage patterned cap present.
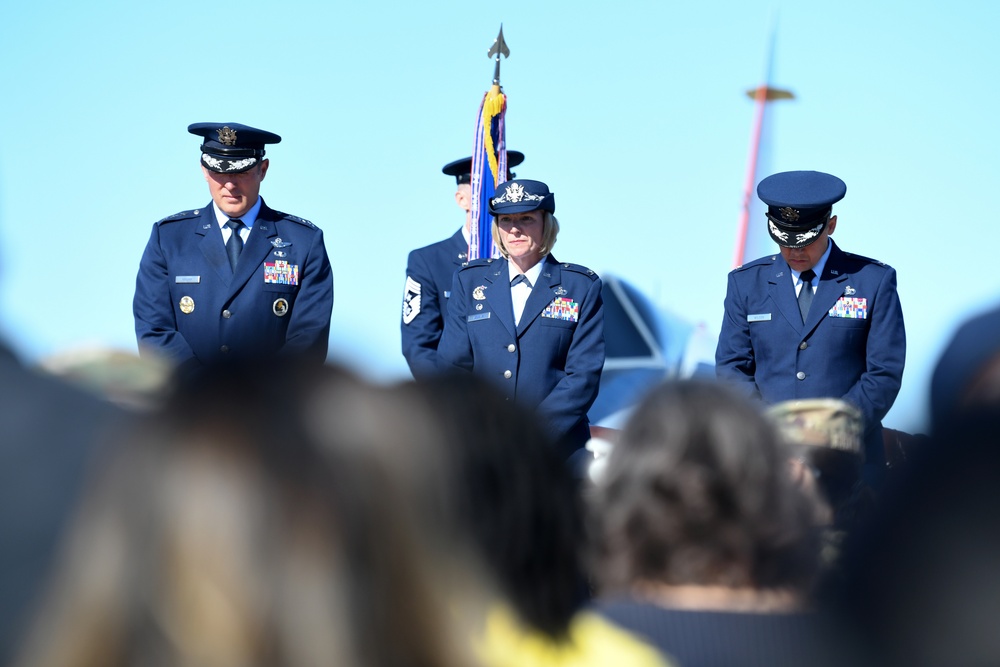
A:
[767,398,864,455]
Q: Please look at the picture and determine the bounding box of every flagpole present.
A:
[733,21,794,268]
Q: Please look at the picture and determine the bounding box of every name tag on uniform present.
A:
[748,313,771,322]
[175,276,201,284]
[467,312,491,323]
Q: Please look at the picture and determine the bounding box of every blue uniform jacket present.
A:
[134,200,333,366]
[438,255,606,457]
[401,229,467,379]
[715,240,905,464]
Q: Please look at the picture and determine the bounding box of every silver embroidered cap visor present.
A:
[200,153,260,174]
[767,215,829,249]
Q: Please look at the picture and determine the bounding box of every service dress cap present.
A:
[188,122,281,174]
[488,179,555,216]
[757,170,846,249]
[442,151,525,185]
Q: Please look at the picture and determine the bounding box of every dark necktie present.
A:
[226,219,245,270]
[511,274,532,288]
[798,269,816,323]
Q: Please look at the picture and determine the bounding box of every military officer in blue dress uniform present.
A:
[400,152,525,379]
[134,122,333,369]
[437,179,605,462]
[716,170,905,475]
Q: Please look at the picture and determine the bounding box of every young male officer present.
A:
[716,170,905,478]
[134,122,333,369]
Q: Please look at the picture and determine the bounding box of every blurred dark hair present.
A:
[14,361,480,667]
[404,372,585,639]
[591,379,820,594]
[791,445,871,531]
[825,408,1000,667]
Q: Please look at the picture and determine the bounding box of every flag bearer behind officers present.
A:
[401,152,525,379]
[133,122,334,369]
[437,179,606,465]
[715,170,905,483]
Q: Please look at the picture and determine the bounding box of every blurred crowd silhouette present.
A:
[3,299,1000,667]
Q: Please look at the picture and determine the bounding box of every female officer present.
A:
[437,179,605,465]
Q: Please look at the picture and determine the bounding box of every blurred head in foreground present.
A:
[768,398,867,530]
[407,372,584,640]
[829,408,1000,667]
[14,361,482,667]
[591,379,821,605]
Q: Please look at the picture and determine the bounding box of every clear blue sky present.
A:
[1,0,997,435]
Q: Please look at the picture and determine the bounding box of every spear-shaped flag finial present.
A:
[488,25,509,86]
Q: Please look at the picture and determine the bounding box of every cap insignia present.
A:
[218,125,238,146]
[779,207,800,222]
[492,182,544,205]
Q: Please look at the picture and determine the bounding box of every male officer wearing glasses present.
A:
[134,122,333,369]
[716,170,905,480]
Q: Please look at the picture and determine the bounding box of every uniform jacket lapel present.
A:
[195,206,233,286]
[483,258,516,338]
[448,229,468,268]
[517,256,560,336]
[768,259,803,330]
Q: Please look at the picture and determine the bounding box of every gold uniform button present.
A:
[507,343,515,353]
[796,371,806,380]
[799,341,807,350]
[223,309,232,319]
[503,370,512,379]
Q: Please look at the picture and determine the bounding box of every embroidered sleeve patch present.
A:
[829,297,868,319]
[542,297,579,322]
[402,276,421,324]
[264,260,299,286]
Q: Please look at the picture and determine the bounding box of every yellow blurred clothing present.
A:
[475,604,674,667]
